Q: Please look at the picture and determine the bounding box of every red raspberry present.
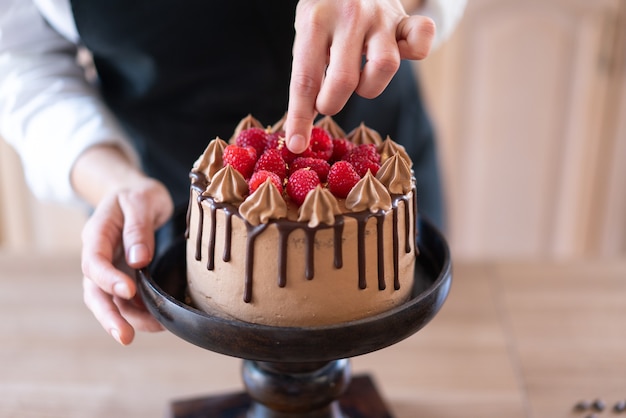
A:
[344,143,381,176]
[350,158,381,177]
[255,149,287,180]
[280,145,300,165]
[266,131,284,150]
[331,138,354,162]
[303,126,333,160]
[235,127,268,157]
[222,144,257,179]
[266,130,306,164]
[345,143,380,164]
[286,168,321,206]
[327,161,361,198]
[249,170,283,194]
[290,157,330,183]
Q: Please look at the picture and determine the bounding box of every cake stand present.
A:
[137,218,452,418]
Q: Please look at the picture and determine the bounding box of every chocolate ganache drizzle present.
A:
[186,170,417,304]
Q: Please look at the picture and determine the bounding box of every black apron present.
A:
[69,1,444,254]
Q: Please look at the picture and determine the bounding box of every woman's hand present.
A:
[285,0,435,153]
[72,145,174,345]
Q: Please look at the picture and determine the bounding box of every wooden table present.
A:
[1,252,625,418]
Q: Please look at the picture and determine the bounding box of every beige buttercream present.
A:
[378,136,412,168]
[239,178,288,226]
[193,137,228,180]
[347,122,383,146]
[345,171,392,212]
[297,185,342,227]
[204,165,248,204]
[376,154,413,194]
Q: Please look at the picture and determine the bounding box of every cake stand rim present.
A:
[137,216,452,362]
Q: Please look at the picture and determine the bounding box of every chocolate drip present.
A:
[277,225,290,287]
[195,195,204,261]
[404,195,411,253]
[411,189,419,255]
[244,223,268,303]
[207,205,217,270]
[187,172,415,304]
[305,229,316,280]
[376,214,386,290]
[185,186,193,239]
[223,211,233,262]
[333,220,344,269]
[391,205,400,290]
[355,215,367,289]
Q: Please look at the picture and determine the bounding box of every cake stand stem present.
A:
[242,359,351,418]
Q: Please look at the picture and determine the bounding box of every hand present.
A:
[81,178,174,345]
[285,0,435,153]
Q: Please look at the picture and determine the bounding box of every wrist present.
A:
[71,144,150,206]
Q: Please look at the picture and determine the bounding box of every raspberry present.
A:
[290,157,330,183]
[303,126,333,160]
[222,144,257,179]
[255,149,287,180]
[266,131,299,164]
[345,143,380,164]
[249,170,283,194]
[235,127,268,156]
[286,168,321,206]
[280,144,300,165]
[266,131,284,150]
[350,158,381,177]
[331,138,354,162]
[344,143,381,176]
[327,161,361,198]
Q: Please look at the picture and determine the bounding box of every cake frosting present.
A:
[185,115,418,327]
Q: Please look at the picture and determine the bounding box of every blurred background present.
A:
[0,0,624,262]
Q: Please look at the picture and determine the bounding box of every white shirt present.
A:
[0,0,465,205]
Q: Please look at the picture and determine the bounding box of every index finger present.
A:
[285,14,329,154]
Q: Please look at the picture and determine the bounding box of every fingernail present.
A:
[113,281,132,299]
[128,243,149,265]
[288,134,307,154]
[110,328,123,345]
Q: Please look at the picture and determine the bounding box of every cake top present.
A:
[192,114,413,226]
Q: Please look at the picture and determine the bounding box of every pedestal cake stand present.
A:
[137,218,452,418]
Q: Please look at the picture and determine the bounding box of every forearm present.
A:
[0,0,139,204]
[70,145,148,207]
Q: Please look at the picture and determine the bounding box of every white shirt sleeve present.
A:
[418,0,467,49]
[0,0,140,205]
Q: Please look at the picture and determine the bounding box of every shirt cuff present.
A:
[419,0,467,49]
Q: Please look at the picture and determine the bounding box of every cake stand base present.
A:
[169,374,393,418]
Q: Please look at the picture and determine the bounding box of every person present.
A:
[0,0,466,345]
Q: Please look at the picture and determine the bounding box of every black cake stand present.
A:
[137,218,452,418]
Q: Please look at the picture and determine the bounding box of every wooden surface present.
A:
[1,253,625,418]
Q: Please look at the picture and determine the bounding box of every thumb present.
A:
[118,193,157,269]
[119,181,174,269]
[396,15,436,61]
